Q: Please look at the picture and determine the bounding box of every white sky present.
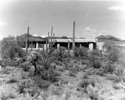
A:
[0,0,125,40]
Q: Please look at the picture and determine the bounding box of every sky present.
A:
[0,0,125,40]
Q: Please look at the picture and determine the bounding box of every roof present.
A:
[28,36,46,42]
[75,39,96,42]
[17,33,46,42]
[49,38,96,43]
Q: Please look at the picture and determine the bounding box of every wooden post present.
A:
[46,37,48,53]
[68,40,70,57]
[53,33,55,42]
[72,21,75,57]
[43,44,44,52]
[48,32,50,50]
[26,26,29,54]
[51,26,53,44]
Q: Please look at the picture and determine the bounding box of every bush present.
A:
[19,62,31,72]
[103,62,115,73]
[1,36,26,67]
[93,60,102,69]
[79,79,90,89]
[1,36,26,60]
[17,82,27,94]
[75,47,88,58]
[103,42,119,63]
[7,77,18,84]
[33,76,51,90]
[106,74,122,83]
[90,49,101,57]
[0,93,15,100]
[52,47,67,61]
[17,80,33,94]
[108,49,119,63]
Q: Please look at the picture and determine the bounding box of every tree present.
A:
[1,36,26,60]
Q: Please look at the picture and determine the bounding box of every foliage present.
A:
[1,36,26,60]
[93,60,102,69]
[33,76,51,90]
[17,80,33,94]
[103,42,119,63]
[75,47,88,58]
[17,82,26,94]
[103,62,115,73]
[0,93,15,100]
[52,47,67,61]
[91,49,101,57]
[1,36,26,67]
[79,79,90,89]
[106,74,122,83]
[19,62,31,72]
[7,77,18,84]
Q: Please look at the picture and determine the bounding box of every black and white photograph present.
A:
[0,0,125,99]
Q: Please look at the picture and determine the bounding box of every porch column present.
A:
[89,43,93,51]
[36,42,39,49]
[57,43,60,49]
[80,44,82,48]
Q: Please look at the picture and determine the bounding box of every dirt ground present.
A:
[0,63,125,100]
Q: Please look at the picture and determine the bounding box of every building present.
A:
[18,34,97,51]
[51,38,96,51]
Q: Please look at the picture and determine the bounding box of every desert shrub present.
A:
[1,36,26,67]
[103,42,119,63]
[33,76,51,90]
[108,49,119,63]
[1,68,10,74]
[88,50,103,69]
[86,85,98,100]
[52,47,67,61]
[1,36,26,59]
[41,69,60,82]
[114,67,123,76]
[90,49,101,57]
[0,93,15,100]
[79,79,90,89]
[93,60,102,69]
[106,74,122,83]
[64,62,74,70]
[17,82,27,94]
[50,85,64,96]
[103,62,115,73]
[122,76,125,82]
[81,60,90,65]
[75,47,88,58]
[68,70,76,77]
[7,77,18,84]
[85,68,100,76]
[17,80,33,94]
[19,62,31,72]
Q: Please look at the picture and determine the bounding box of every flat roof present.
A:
[49,38,96,43]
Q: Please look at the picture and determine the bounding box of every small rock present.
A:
[0,65,3,71]
[86,84,98,100]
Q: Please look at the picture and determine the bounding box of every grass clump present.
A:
[33,76,51,90]
[106,74,122,83]
[7,77,18,84]
[19,62,31,72]
[0,93,15,100]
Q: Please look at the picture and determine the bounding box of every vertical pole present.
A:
[43,44,44,52]
[48,32,50,50]
[73,21,75,57]
[51,26,53,45]
[26,26,29,54]
[68,40,70,57]
[46,37,48,53]
[53,33,55,42]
